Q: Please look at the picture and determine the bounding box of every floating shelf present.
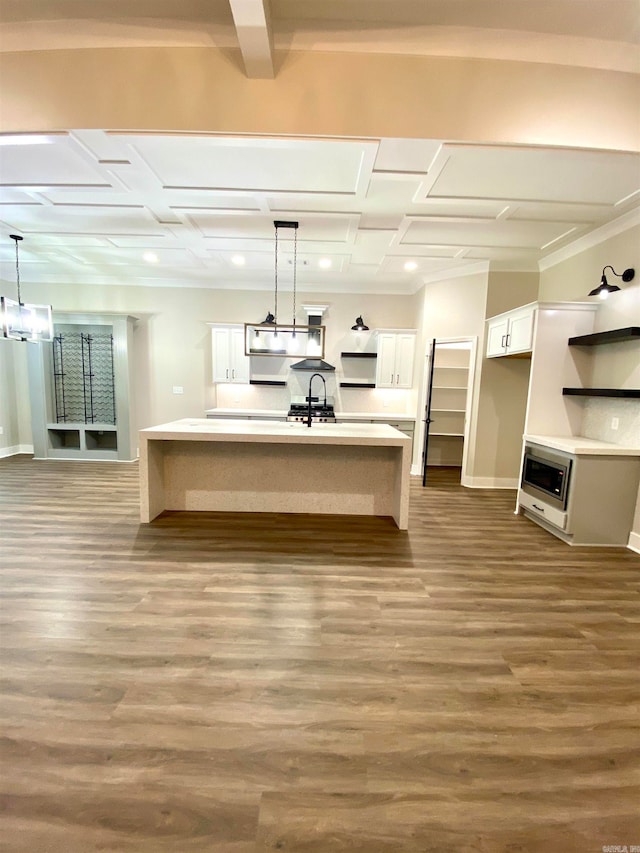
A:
[341,352,377,358]
[562,388,640,398]
[340,382,376,388]
[249,379,287,386]
[568,327,640,346]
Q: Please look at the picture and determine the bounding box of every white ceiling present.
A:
[0,1,639,295]
[0,131,638,295]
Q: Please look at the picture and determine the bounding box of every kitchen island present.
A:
[139,418,412,528]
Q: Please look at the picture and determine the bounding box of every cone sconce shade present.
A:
[588,265,635,299]
[351,316,369,331]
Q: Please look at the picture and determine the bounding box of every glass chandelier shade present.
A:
[1,234,53,342]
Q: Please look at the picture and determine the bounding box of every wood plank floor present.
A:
[1,454,639,852]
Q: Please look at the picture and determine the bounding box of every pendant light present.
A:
[1,234,53,342]
[245,221,326,358]
[588,265,635,299]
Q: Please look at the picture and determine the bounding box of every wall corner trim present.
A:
[538,207,640,272]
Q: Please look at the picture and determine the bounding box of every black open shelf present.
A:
[341,352,377,358]
[568,327,640,346]
[249,379,287,386]
[340,382,376,388]
[562,388,640,398]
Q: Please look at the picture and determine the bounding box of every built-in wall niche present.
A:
[26,313,137,461]
[52,324,116,425]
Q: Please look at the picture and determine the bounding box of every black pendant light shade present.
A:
[351,316,369,331]
[260,312,276,325]
[589,266,635,298]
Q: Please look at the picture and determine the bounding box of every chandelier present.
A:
[1,234,53,342]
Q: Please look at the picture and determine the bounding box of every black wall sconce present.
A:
[589,266,635,299]
[351,316,369,331]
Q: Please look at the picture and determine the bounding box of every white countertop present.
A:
[525,434,640,456]
[205,408,415,421]
[336,411,416,421]
[205,408,287,417]
[142,418,411,447]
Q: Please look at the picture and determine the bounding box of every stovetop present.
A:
[287,395,336,422]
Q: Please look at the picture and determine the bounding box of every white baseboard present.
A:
[461,475,519,489]
[628,531,640,555]
[0,444,34,459]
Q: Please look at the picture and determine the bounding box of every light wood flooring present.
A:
[1,454,639,852]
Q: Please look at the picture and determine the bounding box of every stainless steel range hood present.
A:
[290,304,335,371]
[290,358,335,371]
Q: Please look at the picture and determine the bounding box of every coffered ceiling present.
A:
[1,131,638,295]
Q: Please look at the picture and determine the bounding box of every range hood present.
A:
[290,358,335,372]
[290,304,335,372]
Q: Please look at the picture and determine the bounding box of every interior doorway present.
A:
[421,337,476,486]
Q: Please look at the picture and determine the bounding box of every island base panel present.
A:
[141,440,409,528]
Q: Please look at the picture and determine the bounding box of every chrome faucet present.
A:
[306,372,326,428]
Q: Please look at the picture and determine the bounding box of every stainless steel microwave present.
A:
[521,445,572,511]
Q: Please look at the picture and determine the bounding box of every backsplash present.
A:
[580,398,640,445]
[212,378,414,414]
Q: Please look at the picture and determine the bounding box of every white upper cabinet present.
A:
[375,330,416,388]
[486,304,536,358]
[210,324,250,384]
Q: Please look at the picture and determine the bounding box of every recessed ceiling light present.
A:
[143,251,159,264]
[0,134,55,146]
[318,258,332,269]
[231,255,245,266]
[404,261,418,272]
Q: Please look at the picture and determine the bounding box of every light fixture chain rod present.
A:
[274,224,279,325]
[293,228,297,332]
[14,238,21,304]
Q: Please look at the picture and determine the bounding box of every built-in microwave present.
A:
[521,445,572,511]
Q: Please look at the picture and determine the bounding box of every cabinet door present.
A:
[506,306,535,355]
[212,327,232,383]
[230,327,250,384]
[486,317,509,357]
[394,334,415,388]
[376,333,398,388]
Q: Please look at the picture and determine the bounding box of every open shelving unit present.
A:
[562,388,640,398]
[339,351,378,389]
[425,343,472,468]
[564,325,640,399]
[568,326,640,346]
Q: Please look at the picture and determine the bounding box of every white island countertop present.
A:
[525,434,640,456]
[143,418,411,446]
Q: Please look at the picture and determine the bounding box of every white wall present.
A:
[0,282,420,446]
[469,271,540,486]
[414,270,489,477]
[0,338,31,456]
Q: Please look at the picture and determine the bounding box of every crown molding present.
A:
[538,207,640,272]
[417,260,490,287]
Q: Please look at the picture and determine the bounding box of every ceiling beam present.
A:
[228,0,274,79]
